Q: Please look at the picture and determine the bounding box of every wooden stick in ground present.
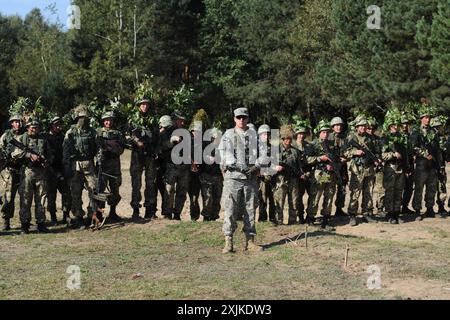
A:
[344,244,350,268]
[305,225,308,249]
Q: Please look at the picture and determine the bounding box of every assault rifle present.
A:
[347,139,383,171]
[321,139,344,186]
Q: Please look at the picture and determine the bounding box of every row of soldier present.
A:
[0,101,447,244]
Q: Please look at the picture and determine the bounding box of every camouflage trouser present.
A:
[19,167,47,225]
[189,172,201,220]
[222,178,258,237]
[47,171,71,214]
[383,166,405,213]
[273,175,299,224]
[402,171,414,209]
[0,168,20,220]
[306,171,336,217]
[436,170,447,208]
[258,176,275,221]
[130,152,157,212]
[348,172,375,216]
[412,160,437,211]
[374,170,384,213]
[99,159,122,208]
[163,164,190,217]
[70,160,97,218]
[157,164,166,213]
[199,173,223,220]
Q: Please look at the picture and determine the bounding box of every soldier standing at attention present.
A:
[328,117,349,217]
[430,116,448,217]
[97,111,126,222]
[127,98,159,221]
[219,108,262,253]
[381,111,409,224]
[0,114,23,231]
[344,116,380,226]
[400,115,415,215]
[410,107,441,221]
[12,118,53,234]
[272,125,303,225]
[294,124,312,224]
[63,107,98,229]
[304,120,337,231]
[257,124,276,223]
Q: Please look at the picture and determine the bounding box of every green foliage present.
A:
[166,85,196,119]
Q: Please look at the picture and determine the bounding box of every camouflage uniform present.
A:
[344,132,379,221]
[369,133,385,215]
[12,130,53,230]
[293,138,311,222]
[381,132,408,222]
[188,132,202,221]
[328,130,348,214]
[435,129,447,213]
[97,125,126,212]
[257,126,275,222]
[160,125,190,220]
[305,137,337,221]
[401,128,415,213]
[0,128,22,228]
[126,114,159,219]
[410,124,440,217]
[273,143,302,225]
[46,128,72,222]
[219,116,260,247]
[63,124,98,221]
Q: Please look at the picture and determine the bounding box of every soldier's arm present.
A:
[11,135,27,160]
[305,144,321,165]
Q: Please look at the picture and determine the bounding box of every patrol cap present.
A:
[234,108,249,118]
[159,115,173,128]
[258,124,271,135]
[172,110,186,120]
[101,111,115,121]
[330,117,344,127]
[9,114,22,122]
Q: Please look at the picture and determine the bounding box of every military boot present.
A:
[438,205,447,217]
[108,206,123,222]
[298,213,306,225]
[320,216,335,231]
[172,214,181,221]
[397,212,405,224]
[415,210,424,221]
[362,213,377,223]
[222,236,234,254]
[334,208,346,217]
[388,212,398,224]
[349,215,358,227]
[2,218,11,231]
[73,217,86,230]
[402,206,415,215]
[244,235,263,252]
[62,211,71,225]
[37,223,50,233]
[144,207,154,220]
[132,208,143,222]
[425,208,436,218]
[21,223,30,234]
[49,211,58,226]
[305,215,315,226]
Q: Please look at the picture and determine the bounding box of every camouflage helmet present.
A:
[26,117,41,128]
[315,120,331,134]
[159,115,173,128]
[330,117,344,127]
[418,104,432,118]
[9,114,22,122]
[280,125,294,139]
[50,116,62,124]
[248,123,256,131]
[353,116,368,127]
[366,117,377,128]
[258,124,271,135]
[401,114,413,124]
[431,115,447,128]
[101,111,115,121]
[135,98,150,106]
[294,126,308,134]
[172,110,186,121]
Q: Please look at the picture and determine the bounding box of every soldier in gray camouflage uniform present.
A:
[0,114,23,231]
[219,108,262,253]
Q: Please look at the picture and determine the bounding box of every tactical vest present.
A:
[21,133,47,168]
[71,126,97,160]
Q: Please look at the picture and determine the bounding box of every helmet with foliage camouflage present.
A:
[280,125,294,139]
[258,124,271,135]
[9,114,22,122]
[26,117,41,128]
[353,116,368,127]
[73,105,89,120]
[401,114,413,124]
[314,120,331,134]
[330,117,344,127]
[383,108,401,131]
[366,116,377,128]
[159,115,173,128]
[135,98,150,106]
[431,115,447,128]
[418,104,433,118]
[101,111,116,121]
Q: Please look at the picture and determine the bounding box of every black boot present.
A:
[388,212,398,224]
[305,216,315,226]
[37,223,50,233]
[426,208,436,218]
[2,218,11,231]
[108,206,123,222]
[320,216,335,231]
[73,217,86,230]
[21,223,30,234]
[397,212,405,224]
[334,208,346,217]
[62,211,70,225]
[144,207,154,220]
[415,210,424,221]
[438,205,448,217]
[132,208,143,222]
[298,213,306,225]
[362,213,377,223]
[349,216,358,227]
[173,214,181,221]
[49,211,58,226]
[402,207,415,215]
